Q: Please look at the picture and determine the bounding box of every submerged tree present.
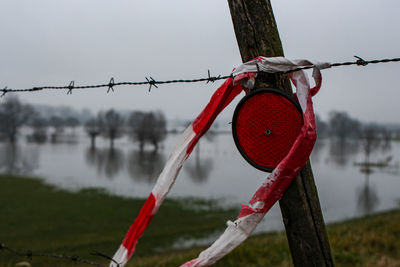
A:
[127,110,167,151]
[29,115,48,143]
[48,116,65,143]
[127,111,146,151]
[64,116,80,132]
[99,109,124,149]
[144,111,167,151]
[328,111,361,141]
[0,96,33,144]
[85,115,102,148]
[48,116,65,134]
[360,126,381,164]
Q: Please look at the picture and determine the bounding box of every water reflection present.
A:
[328,139,360,167]
[0,143,38,175]
[185,146,214,184]
[1,132,400,234]
[356,170,379,216]
[127,150,166,184]
[85,147,124,179]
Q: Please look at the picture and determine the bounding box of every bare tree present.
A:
[360,126,382,164]
[379,127,392,152]
[127,110,167,151]
[49,116,65,134]
[29,115,48,144]
[48,116,65,143]
[65,116,80,132]
[328,111,361,140]
[0,96,33,144]
[99,109,124,149]
[127,111,146,151]
[328,138,359,167]
[145,111,167,151]
[85,116,102,148]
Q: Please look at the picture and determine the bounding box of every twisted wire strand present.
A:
[1,56,400,96]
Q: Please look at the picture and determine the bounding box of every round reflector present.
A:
[232,88,303,172]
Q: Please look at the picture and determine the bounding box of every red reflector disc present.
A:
[232,88,303,172]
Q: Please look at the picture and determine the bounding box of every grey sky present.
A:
[1,0,400,123]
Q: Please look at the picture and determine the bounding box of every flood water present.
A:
[1,129,399,235]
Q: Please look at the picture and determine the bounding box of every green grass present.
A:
[0,175,238,266]
[1,175,399,267]
[130,210,400,267]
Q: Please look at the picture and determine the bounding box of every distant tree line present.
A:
[0,96,167,151]
[85,109,167,151]
[317,111,393,143]
[318,111,394,165]
[0,96,82,144]
[0,96,33,144]
[0,96,399,153]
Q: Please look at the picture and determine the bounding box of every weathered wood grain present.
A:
[227,1,334,266]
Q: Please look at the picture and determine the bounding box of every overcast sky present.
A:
[1,0,400,124]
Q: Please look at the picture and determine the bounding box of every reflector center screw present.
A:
[265,129,272,135]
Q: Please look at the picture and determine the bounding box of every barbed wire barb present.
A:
[1,87,7,97]
[107,77,115,93]
[354,56,368,66]
[146,77,158,92]
[206,69,221,83]
[67,81,75,95]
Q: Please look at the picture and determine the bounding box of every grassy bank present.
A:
[0,175,238,266]
[131,210,400,267]
[1,175,399,266]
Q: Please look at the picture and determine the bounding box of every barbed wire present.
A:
[0,243,121,267]
[1,56,400,97]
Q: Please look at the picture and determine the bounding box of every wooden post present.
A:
[227,1,335,266]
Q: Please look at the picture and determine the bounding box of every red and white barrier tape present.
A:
[111,57,329,267]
